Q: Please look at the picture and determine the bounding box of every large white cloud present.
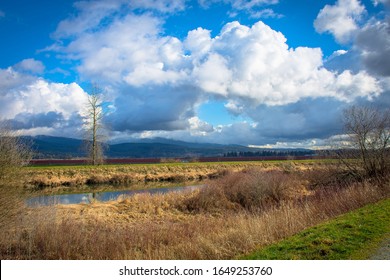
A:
[193,53,232,95]
[0,67,89,136]
[184,28,212,57]
[56,14,382,105]
[192,21,381,105]
[60,14,179,85]
[6,0,379,146]
[46,6,384,142]
[321,1,390,79]
[314,0,366,44]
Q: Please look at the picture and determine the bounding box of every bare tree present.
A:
[340,105,390,180]
[84,84,106,165]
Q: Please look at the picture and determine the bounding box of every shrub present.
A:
[339,106,390,182]
[0,123,32,229]
[220,169,291,210]
[182,169,292,213]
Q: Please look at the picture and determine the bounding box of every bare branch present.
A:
[341,106,390,180]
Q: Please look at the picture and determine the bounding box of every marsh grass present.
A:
[180,169,296,213]
[1,167,388,260]
[0,125,32,232]
[24,160,333,192]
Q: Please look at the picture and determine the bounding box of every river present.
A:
[26,185,202,207]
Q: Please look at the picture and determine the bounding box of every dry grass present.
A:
[1,166,388,260]
[180,169,302,213]
[0,125,31,232]
[24,160,333,193]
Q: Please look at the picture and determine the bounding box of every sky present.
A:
[0,0,390,148]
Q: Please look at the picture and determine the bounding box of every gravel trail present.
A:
[369,238,390,260]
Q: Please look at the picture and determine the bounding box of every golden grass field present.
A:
[24,159,332,194]
[1,160,389,259]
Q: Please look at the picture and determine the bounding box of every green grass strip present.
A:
[242,198,390,260]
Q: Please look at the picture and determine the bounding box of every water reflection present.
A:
[26,185,202,207]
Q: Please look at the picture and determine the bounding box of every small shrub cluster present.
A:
[181,169,293,213]
[304,163,390,192]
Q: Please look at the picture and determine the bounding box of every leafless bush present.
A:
[338,106,390,182]
[304,165,360,190]
[182,169,292,213]
[0,123,32,229]
[0,124,31,180]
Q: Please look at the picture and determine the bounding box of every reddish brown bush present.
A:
[182,169,293,213]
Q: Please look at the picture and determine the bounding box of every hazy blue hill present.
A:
[108,142,247,158]
[21,135,315,159]
[22,135,86,158]
[109,142,190,158]
[114,137,233,149]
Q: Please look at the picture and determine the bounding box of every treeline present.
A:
[223,150,315,157]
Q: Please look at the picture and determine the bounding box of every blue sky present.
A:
[0,0,389,148]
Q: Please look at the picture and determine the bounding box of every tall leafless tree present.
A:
[84,84,106,165]
[341,105,390,180]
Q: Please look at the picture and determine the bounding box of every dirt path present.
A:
[369,237,390,260]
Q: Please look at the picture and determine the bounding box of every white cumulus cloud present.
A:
[188,116,214,136]
[14,58,45,74]
[314,0,366,44]
[192,21,381,105]
[46,6,384,142]
[193,53,232,95]
[0,67,89,136]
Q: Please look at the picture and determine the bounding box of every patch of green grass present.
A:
[242,198,390,260]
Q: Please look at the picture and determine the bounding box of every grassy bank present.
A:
[242,198,390,260]
[24,159,334,194]
[1,166,388,259]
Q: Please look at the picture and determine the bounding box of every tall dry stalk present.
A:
[0,122,32,229]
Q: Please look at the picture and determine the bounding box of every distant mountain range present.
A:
[22,135,315,159]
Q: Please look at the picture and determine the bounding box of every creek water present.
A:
[26,185,202,207]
